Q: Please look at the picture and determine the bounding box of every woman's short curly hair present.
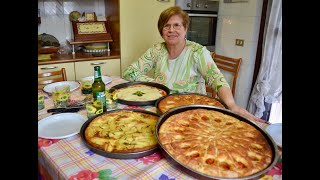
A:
[158,6,189,36]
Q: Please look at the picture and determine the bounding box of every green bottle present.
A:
[92,66,107,111]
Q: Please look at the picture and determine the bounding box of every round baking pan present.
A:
[155,105,279,180]
[155,92,228,115]
[108,81,170,106]
[80,109,160,159]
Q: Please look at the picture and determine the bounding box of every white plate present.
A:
[38,113,88,139]
[43,81,80,94]
[81,76,112,85]
[265,123,282,147]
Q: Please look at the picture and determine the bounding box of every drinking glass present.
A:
[81,80,93,95]
[38,91,45,110]
[85,99,103,118]
[53,85,71,108]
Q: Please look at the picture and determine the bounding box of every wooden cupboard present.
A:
[74,59,121,80]
[38,62,75,81]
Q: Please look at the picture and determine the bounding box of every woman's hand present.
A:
[228,104,266,123]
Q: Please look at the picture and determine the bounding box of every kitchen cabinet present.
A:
[38,62,75,81]
[74,59,121,80]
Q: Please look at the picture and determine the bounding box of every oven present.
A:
[176,0,219,52]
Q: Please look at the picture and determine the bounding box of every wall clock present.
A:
[83,12,97,22]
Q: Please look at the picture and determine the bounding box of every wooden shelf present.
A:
[67,39,112,45]
[67,39,112,54]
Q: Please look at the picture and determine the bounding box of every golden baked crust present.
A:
[113,84,167,102]
[158,94,225,113]
[159,109,272,178]
[85,110,158,153]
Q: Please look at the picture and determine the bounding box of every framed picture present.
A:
[84,12,97,22]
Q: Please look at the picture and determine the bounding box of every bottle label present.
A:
[96,92,106,108]
[94,70,101,79]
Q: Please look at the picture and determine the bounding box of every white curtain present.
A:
[247,0,282,118]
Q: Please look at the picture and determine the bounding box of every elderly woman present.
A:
[123,6,263,122]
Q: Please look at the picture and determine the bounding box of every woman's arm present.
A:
[217,86,265,123]
[123,48,156,82]
[195,47,265,123]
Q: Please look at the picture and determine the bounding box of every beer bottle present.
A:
[92,66,107,111]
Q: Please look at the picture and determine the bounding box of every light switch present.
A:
[235,39,244,46]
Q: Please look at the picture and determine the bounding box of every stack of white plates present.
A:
[81,76,112,85]
[265,123,282,147]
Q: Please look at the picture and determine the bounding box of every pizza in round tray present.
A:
[84,110,159,153]
[113,84,168,102]
[158,108,273,178]
[157,93,226,114]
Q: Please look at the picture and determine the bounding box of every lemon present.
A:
[59,95,69,101]
[112,94,118,100]
[38,95,44,101]
[86,105,97,114]
[107,99,113,104]
[105,90,111,99]
[82,80,92,88]
[95,109,103,114]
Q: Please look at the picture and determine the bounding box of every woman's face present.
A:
[162,15,187,46]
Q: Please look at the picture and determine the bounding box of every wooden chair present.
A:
[206,52,242,98]
[38,68,67,89]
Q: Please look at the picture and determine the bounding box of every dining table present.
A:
[38,76,282,180]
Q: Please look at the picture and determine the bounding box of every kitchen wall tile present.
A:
[44,15,66,43]
[236,16,260,41]
[44,0,64,15]
[63,0,105,15]
[237,63,255,93]
[38,0,106,44]
[215,37,258,109]
[234,87,252,108]
[219,2,241,16]
[215,36,237,57]
[63,15,72,43]
[219,0,262,17]
[217,16,260,42]
[240,0,263,17]
[217,16,237,39]
[234,41,258,66]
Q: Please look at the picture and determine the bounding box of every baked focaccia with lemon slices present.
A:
[84,110,158,153]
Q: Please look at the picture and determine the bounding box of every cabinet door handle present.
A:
[40,66,58,70]
[90,62,106,65]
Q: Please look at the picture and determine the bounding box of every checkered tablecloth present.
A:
[38,76,282,180]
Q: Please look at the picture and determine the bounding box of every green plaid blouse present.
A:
[123,40,230,94]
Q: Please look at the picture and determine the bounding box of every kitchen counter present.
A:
[38,50,121,65]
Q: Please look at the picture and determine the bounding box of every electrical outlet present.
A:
[235,39,244,46]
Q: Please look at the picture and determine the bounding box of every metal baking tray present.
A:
[108,81,170,106]
[80,109,160,159]
[155,92,228,115]
[155,105,279,180]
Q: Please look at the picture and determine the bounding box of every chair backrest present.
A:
[38,68,67,89]
[206,52,242,97]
